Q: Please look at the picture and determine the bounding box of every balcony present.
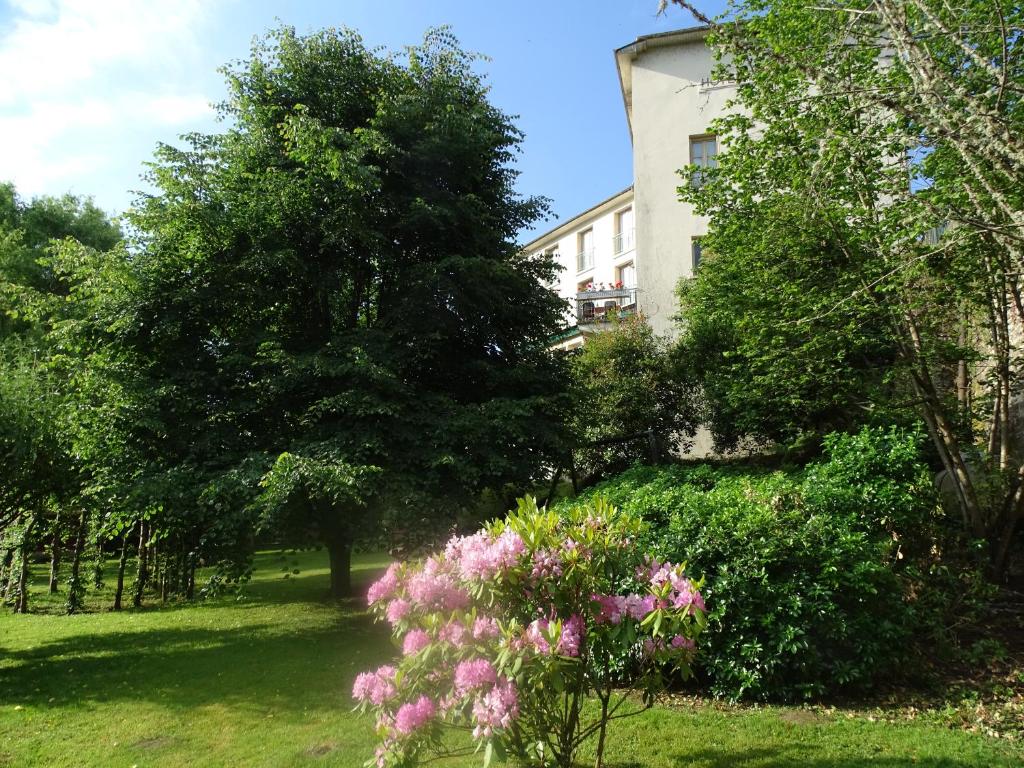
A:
[612,228,635,255]
[575,286,637,326]
[577,247,595,273]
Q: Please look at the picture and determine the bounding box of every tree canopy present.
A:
[668,0,1024,573]
[124,26,569,595]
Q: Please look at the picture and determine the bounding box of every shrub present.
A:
[569,315,698,477]
[570,426,943,701]
[355,496,706,768]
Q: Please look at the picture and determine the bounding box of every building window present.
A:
[613,207,634,255]
[576,228,594,272]
[689,135,718,187]
[616,261,636,288]
[691,238,702,273]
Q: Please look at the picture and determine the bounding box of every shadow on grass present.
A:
[0,610,393,713]
[664,745,1008,767]
[0,557,394,714]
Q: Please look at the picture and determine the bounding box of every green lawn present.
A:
[0,550,1020,768]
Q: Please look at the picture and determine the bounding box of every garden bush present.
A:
[355,496,706,768]
[568,426,945,701]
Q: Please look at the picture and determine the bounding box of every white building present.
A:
[523,187,636,351]
[529,26,736,342]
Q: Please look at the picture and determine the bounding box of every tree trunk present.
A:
[326,532,353,598]
[65,509,89,614]
[113,528,131,611]
[48,510,61,594]
[132,521,148,608]
[0,547,14,601]
[14,516,36,614]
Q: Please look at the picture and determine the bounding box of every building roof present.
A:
[614,25,712,138]
[521,186,633,253]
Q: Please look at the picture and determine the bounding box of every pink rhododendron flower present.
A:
[352,665,398,706]
[624,593,655,620]
[531,548,563,580]
[472,616,500,640]
[454,658,498,696]
[439,620,467,647]
[394,695,436,734]
[385,597,411,625]
[402,628,431,655]
[406,568,470,611]
[592,594,625,624]
[671,635,696,651]
[556,614,584,657]
[526,618,550,654]
[471,678,519,739]
[447,529,526,581]
[367,563,401,605]
[669,574,706,614]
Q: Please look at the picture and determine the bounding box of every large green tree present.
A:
[666,0,1024,574]
[0,185,127,611]
[126,26,569,596]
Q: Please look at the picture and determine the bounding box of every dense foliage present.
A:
[569,427,945,700]
[357,497,706,768]
[120,26,569,596]
[668,0,1024,574]
[570,315,698,476]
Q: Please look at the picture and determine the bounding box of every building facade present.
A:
[529,26,736,343]
[524,187,637,351]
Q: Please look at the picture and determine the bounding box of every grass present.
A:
[0,550,1021,768]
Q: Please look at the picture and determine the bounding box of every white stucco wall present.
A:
[627,39,735,337]
[526,189,636,329]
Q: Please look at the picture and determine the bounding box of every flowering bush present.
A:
[354,496,706,768]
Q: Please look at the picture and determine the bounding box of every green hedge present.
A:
[565,427,944,701]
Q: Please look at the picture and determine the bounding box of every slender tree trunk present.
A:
[0,547,14,601]
[132,521,148,608]
[66,509,89,614]
[14,516,36,614]
[325,530,353,598]
[594,691,611,768]
[48,510,61,594]
[112,528,132,611]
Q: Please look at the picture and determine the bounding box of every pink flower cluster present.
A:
[524,614,584,657]
[643,634,696,657]
[353,665,398,706]
[446,529,526,581]
[405,558,470,611]
[367,563,402,605]
[471,678,519,739]
[402,628,432,655]
[472,616,500,640]
[557,614,584,657]
[648,560,705,614]
[440,620,467,647]
[591,593,656,625]
[394,695,436,735]
[530,548,563,580]
[454,658,498,696]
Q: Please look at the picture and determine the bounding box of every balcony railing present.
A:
[575,287,637,325]
[577,247,595,273]
[612,228,635,255]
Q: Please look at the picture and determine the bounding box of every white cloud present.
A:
[0,0,221,204]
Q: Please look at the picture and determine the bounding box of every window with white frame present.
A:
[689,136,718,187]
[691,238,703,273]
[576,228,594,272]
[616,261,636,288]
[613,207,634,255]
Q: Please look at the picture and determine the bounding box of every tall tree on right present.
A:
[666,0,1024,575]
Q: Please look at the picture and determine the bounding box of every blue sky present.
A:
[0,0,725,240]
